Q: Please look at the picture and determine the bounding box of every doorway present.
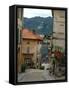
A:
[24,58,32,68]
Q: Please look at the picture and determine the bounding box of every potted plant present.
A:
[21,64,26,72]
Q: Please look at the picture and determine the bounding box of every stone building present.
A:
[52,10,65,50]
[18,28,43,72]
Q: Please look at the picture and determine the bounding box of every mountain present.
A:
[23,16,53,35]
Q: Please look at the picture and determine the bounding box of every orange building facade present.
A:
[17,28,43,72]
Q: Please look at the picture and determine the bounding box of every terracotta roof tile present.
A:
[21,28,43,41]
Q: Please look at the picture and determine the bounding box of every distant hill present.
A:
[23,16,53,35]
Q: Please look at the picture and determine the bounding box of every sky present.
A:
[23,8,52,18]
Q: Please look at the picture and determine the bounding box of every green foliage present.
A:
[23,17,53,35]
[40,66,44,70]
[60,56,65,65]
[52,45,64,53]
[21,64,26,72]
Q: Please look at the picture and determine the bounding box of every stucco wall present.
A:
[53,10,65,49]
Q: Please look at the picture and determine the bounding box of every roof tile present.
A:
[21,28,43,41]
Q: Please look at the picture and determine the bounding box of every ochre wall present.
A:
[17,39,40,72]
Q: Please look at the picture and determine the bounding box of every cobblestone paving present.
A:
[18,69,56,82]
[18,64,65,82]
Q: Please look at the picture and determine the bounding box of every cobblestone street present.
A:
[18,68,56,82]
[18,63,65,82]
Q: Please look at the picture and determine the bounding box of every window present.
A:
[60,24,64,26]
[59,16,64,18]
[37,41,39,44]
[27,41,30,44]
[27,47,30,53]
[37,58,38,63]
[38,41,42,44]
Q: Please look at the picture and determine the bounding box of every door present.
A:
[24,58,32,68]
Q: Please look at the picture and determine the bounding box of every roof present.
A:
[21,28,43,41]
